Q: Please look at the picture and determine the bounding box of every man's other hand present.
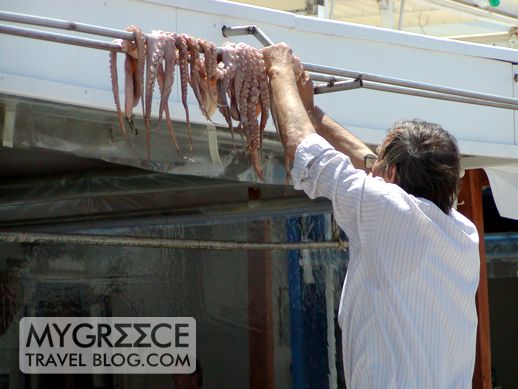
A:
[297,72,314,113]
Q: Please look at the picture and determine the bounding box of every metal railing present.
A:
[222,24,518,109]
[1,11,518,110]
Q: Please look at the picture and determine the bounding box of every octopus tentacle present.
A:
[216,78,234,142]
[229,78,240,123]
[123,39,137,130]
[174,34,192,150]
[219,43,239,142]
[255,50,270,150]
[238,45,253,138]
[144,30,166,159]
[158,33,176,130]
[185,37,201,101]
[185,35,214,120]
[221,42,238,93]
[109,43,127,139]
[156,63,180,152]
[198,38,220,106]
[246,47,263,180]
[232,43,246,124]
[126,26,146,123]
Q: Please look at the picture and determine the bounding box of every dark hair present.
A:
[378,119,460,214]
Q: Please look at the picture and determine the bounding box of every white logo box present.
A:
[19,317,196,374]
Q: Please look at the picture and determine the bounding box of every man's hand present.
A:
[297,72,314,113]
[262,43,298,77]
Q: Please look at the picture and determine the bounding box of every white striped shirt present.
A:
[292,133,480,389]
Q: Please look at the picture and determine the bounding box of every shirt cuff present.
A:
[291,133,335,189]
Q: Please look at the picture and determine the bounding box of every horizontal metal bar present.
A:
[222,25,251,38]
[362,80,518,110]
[314,78,363,94]
[308,72,348,83]
[302,62,518,108]
[2,12,517,110]
[222,24,518,109]
[312,76,518,109]
[0,24,124,52]
[0,10,134,40]
[0,232,346,251]
[0,11,216,55]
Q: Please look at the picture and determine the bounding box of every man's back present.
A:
[338,185,479,388]
[292,133,480,388]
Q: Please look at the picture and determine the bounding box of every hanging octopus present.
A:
[109,27,304,180]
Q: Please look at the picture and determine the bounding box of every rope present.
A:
[0,232,347,251]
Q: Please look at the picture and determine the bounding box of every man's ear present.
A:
[387,165,398,184]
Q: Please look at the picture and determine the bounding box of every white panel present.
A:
[285,28,515,145]
[0,0,517,159]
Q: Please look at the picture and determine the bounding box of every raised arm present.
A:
[263,44,376,171]
[262,44,315,159]
[311,107,375,171]
[296,75,376,171]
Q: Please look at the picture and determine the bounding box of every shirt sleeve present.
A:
[291,133,385,244]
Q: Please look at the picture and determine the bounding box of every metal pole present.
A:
[361,80,518,110]
[222,23,518,109]
[312,76,518,109]
[308,72,348,83]
[0,10,134,40]
[314,78,363,94]
[0,11,217,55]
[302,62,518,108]
[0,24,124,52]
[0,231,346,251]
[311,72,518,109]
[1,11,517,110]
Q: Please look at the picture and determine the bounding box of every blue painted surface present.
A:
[287,216,305,389]
[303,215,329,389]
[287,215,329,389]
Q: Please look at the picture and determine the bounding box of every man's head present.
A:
[371,119,461,214]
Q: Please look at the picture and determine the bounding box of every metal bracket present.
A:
[222,25,273,46]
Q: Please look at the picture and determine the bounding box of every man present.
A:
[262,43,480,388]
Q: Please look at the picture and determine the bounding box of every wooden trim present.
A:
[458,169,492,389]
[247,187,274,389]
